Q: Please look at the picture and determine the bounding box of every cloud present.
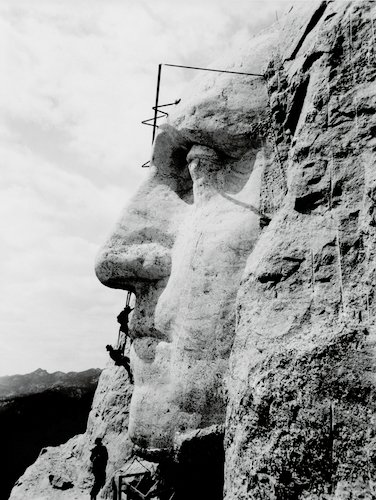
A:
[0,121,131,374]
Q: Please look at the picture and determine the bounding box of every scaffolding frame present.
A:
[114,456,174,500]
[141,63,264,167]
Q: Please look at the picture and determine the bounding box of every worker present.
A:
[90,438,108,500]
[116,303,133,354]
[106,345,134,384]
[117,305,133,335]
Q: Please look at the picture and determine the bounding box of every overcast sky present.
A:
[0,0,293,376]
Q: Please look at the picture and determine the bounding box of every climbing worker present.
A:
[106,344,134,384]
[89,438,108,500]
[117,304,133,338]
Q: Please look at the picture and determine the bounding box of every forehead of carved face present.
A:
[96,30,276,455]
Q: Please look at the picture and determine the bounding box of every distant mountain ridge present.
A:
[0,367,102,500]
[0,367,102,399]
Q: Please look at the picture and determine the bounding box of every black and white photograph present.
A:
[1,0,375,498]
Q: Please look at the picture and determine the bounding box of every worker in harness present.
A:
[117,304,134,340]
[116,292,134,353]
[106,344,134,384]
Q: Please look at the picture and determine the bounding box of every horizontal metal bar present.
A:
[141,100,180,126]
[164,63,264,77]
[141,119,156,126]
[152,109,168,117]
[155,99,181,108]
[141,111,168,126]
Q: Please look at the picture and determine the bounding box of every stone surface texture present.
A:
[225,1,376,499]
[9,363,134,499]
[1,368,100,500]
[10,1,376,499]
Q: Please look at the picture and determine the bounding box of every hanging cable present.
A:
[126,291,132,308]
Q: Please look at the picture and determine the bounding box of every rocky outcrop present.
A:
[226,1,376,498]
[10,2,376,499]
[1,369,100,500]
[8,363,133,500]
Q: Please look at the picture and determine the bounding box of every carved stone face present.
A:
[95,33,275,455]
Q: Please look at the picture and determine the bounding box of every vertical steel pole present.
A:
[152,64,162,144]
[328,403,334,493]
[336,228,345,317]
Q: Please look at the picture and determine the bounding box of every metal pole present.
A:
[336,228,345,317]
[328,403,334,493]
[152,64,162,144]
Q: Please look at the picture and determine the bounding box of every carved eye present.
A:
[186,145,222,180]
[185,144,254,196]
[186,145,220,164]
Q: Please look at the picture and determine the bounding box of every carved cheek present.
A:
[188,157,222,203]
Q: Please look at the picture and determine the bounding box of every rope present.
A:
[117,326,122,351]
[126,291,132,308]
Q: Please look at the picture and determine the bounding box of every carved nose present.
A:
[95,200,175,340]
[95,125,194,293]
[95,166,183,293]
[95,241,172,289]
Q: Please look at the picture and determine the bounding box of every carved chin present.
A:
[128,367,227,455]
[127,385,177,451]
[128,386,224,460]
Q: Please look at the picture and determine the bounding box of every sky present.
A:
[0,0,294,376]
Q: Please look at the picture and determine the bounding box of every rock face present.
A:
[9,364,133,500]
[1,368,100,500]
[11,1,376,499]
[225,1,376,499]
[95,18,275,461]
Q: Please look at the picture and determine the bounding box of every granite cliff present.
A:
[10,1,376,499]
[0,368,101,500]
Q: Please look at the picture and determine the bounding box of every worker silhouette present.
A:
[90,438,108,500]
[117,305,133,339]
[106,344,134,384]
